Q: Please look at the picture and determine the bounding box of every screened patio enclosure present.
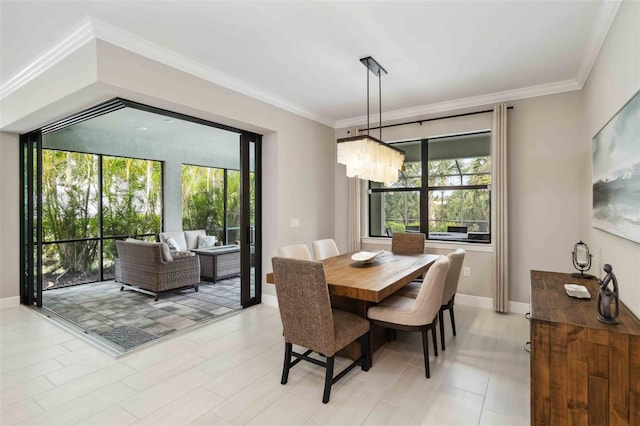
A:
[21,99,262,319]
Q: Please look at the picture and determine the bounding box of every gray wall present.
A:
[336,90,588,304]
[0,132,20,303]
[582,0,640,317]
[0,39,336,304]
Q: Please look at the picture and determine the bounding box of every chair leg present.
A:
[281,342,292,385]
[439,310,445,351]
[360,333,371,371]
[322,356,335,403]
[421,330,430,378]
[450,307,456,336]
[431,326,438,357]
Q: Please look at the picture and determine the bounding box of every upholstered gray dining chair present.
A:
[391,232,425,255]
[278,243,313,260]
[395,249,465,351]
[312,239,340,260]
[272,257,370,403]
[367,255,450,378]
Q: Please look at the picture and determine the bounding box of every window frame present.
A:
[368,132,492,243]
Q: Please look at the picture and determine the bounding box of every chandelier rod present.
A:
[379,66,382,141]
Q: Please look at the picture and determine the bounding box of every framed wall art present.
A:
[592,89,640,244]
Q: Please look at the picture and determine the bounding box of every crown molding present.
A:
[89,18,336,127]
[0,17,334,127]
[334,78,582,129]
[1,2,623,129]
[0,19,95,99]
[575,0,622,87]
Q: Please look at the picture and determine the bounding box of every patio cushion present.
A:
[159,231,188,251]
[171,250,195,259]
[184,230,207,250]
[197,235,217,249]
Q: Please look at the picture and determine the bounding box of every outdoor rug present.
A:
[42,278,243,354]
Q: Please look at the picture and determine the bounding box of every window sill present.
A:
[361,237,494,253]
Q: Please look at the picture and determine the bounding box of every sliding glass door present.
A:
[20,131,43,306]
[241,134,261,306]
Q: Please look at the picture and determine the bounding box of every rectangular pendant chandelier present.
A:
[337,56,404,184]
[337,134,405,184]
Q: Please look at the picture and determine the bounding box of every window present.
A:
[369,132,491,243]
[41,149,163,287]
[181,164,242,244]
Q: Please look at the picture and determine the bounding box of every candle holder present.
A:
[597,264,620,324]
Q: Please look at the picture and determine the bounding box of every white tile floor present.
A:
[1,303,531,425]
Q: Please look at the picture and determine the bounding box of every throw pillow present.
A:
[160,243,174,262]
[165,237,181,251]
[171,250,195,259]
[197,235,217,249]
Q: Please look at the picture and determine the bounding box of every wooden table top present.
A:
[530,270,640,335]
[267,251,438,303]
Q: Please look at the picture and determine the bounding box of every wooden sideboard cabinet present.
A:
[529,270,640,425]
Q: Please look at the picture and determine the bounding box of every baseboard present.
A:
[456,293,529,314]
[0,296,20,310]
[508,301,530,314]
[261,293,278,308]
[456,293,494,310]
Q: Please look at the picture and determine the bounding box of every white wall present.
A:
[582,0,640,317]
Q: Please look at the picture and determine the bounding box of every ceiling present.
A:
[0,1,619,127]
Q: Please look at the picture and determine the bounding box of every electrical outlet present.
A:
[463,267,471,277]
[290,218,300,228]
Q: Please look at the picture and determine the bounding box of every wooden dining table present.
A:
[266,250,439,359]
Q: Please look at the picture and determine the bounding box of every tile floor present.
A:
[1,303,530,425]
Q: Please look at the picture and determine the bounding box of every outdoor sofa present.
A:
[115,239,200,301]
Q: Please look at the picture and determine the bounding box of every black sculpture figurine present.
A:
[597,264,620,324]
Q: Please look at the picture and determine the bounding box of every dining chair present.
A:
[272,257,370,403]
[438,249,465,350]
[278,243,313,260]
[367,255,450,378]
[391,232,427,288]
[312,239,340,260]
[394,249,465,351]
[391,232,425,255]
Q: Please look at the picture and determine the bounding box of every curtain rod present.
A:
[358,106,514,132]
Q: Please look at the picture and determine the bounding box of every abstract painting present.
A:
[593,89,640,244]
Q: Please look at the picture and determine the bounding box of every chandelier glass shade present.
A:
[337,56,404,184]
[337,135,405,184]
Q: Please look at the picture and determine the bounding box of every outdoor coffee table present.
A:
[191,245,241,282]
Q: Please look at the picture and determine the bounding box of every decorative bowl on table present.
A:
[351,250,383,264]
[564,283,591,299]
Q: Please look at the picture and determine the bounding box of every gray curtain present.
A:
[493,104,509,312]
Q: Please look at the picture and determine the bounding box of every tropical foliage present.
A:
[374,156,491,234]
[41,150,162,286]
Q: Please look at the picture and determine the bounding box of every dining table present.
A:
[266,250,439,360]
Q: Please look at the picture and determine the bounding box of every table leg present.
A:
[330,294,386,363]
